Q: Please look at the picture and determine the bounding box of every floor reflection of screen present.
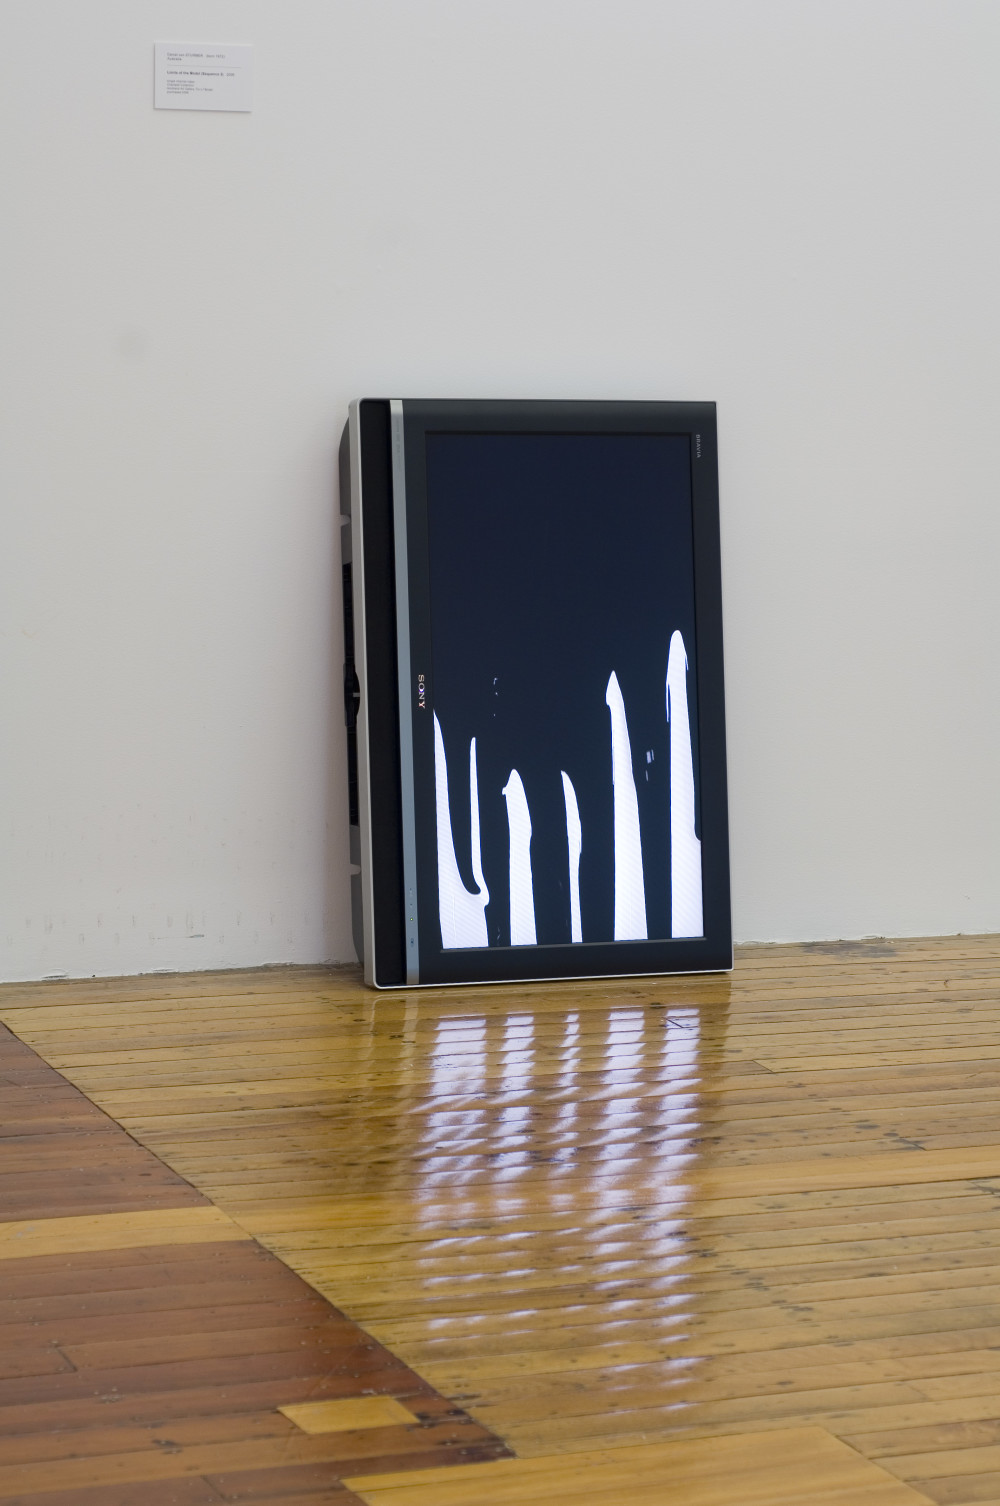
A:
[426,433,702,950]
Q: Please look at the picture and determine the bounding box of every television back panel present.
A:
[341,399,731,988]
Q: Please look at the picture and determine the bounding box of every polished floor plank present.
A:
[346,1426,930,1505]
[0,1480,236,1506]
[0,1205,248,1261]
[917,1375,1000,1401]
[44,1015,1000,1062]
[42,1010,990,1050]
[240,1190,995,1241]
[0,1427,505,1500]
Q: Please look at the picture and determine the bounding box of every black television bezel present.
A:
[344,398,731,988]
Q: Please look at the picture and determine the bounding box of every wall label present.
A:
[154,43,253,112]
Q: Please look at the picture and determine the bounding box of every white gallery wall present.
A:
[3,0,999,981]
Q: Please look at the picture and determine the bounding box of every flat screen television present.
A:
[340,399,731,988]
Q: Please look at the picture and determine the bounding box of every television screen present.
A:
[341,400,730,987]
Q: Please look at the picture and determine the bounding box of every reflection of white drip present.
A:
[606,672,648,941]
[502,769,536,945]
[666,631,703,938]
[434,713,489,949]
[561,771,583,943]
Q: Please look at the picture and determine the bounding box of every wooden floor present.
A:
[2,936,1000,1504]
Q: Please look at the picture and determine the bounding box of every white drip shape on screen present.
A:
[502,769,537,945]
[666,631,703,938]
[561,771,583,943]
[433,713,489,949]
[606,671,648,941]
[468,734,488,902]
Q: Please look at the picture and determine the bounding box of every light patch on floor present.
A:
[0,1204,249,1260]
[347,1426,933,1504]
[281,1396,420,1433]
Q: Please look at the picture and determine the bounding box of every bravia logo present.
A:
[417,674,426,710]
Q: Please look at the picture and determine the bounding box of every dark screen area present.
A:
[424,432,699,949]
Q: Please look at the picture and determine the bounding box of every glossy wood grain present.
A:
[4,936,1000,1503]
